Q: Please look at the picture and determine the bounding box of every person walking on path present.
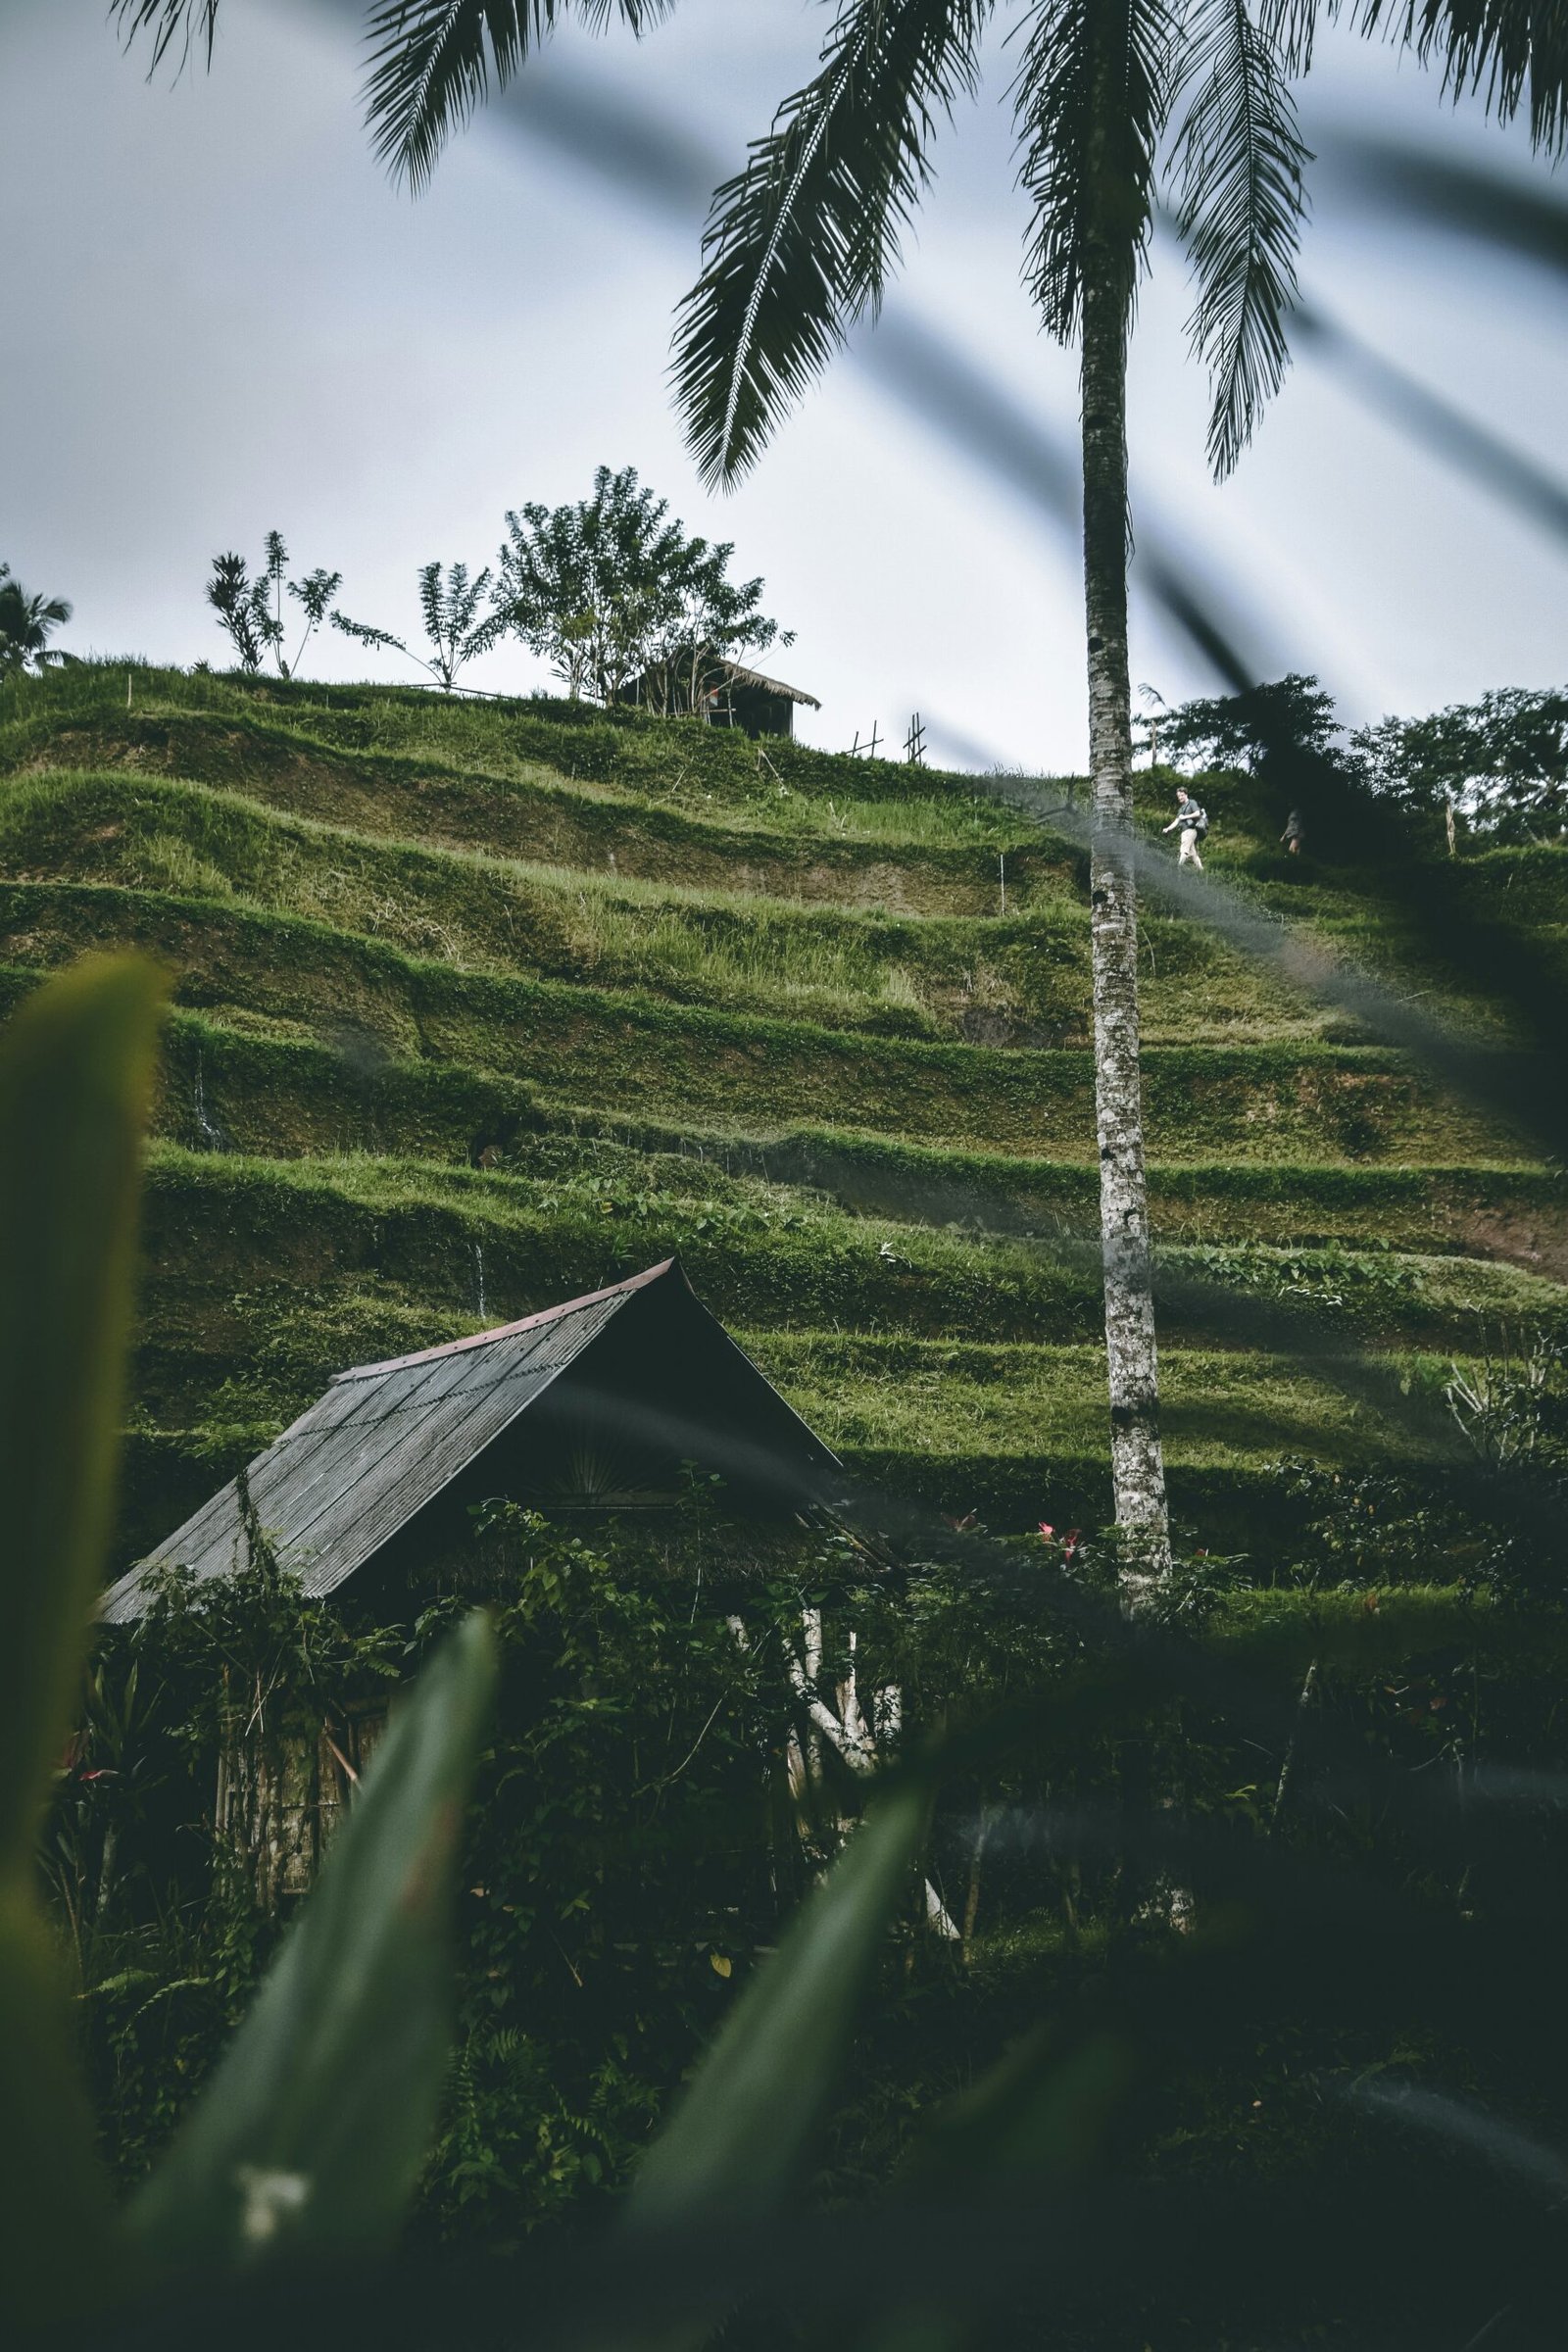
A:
[1163,786,1207,869]
[1281,808,1305,857]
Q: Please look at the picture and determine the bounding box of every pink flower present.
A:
[1038,1522,1054,1541]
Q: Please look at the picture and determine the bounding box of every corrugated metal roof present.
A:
[100,1262,677,1623]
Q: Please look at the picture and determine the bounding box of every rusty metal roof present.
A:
[102,1258,778,1624]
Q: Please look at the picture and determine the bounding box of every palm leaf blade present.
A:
[0,956,168,2323]
[629,1779,929,2225]
[672,0,992,487]
[1014,0,1176,342]
[1171,0,1309,477]
[127,1613,498,2273]
[363,2,673,189]
[109,1,221,74]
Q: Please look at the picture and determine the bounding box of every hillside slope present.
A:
[3,662,1564,1565]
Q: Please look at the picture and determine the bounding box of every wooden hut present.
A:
[101,1261,841,1898]
[104,1259,839,1625]
[620,655,821,740]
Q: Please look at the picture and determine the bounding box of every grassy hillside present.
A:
[3,660,1564,1565]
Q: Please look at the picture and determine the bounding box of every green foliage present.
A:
[628,1777,930,2231]
[0,564,73,676]
[0,961,163,1854]
[0,956,165,2321]
[497,463,791,710]
[333,558,506,692]
[0,960,498,2331]
[205,535,343,680]
[1352,684,1568,842]
[423,1505,818,2230]
[1153,669,1346,779]
[126,1614,497,2277]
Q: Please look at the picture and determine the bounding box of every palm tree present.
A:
[116,0,1565,1572]
[664,0,1567,1579]
[658,0,1306,1579]
[0,567,73,676]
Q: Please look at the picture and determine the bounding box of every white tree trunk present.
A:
[1081,221,1172,1592]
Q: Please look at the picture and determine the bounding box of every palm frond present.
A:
[1170,0,1310,478]
[1350,0,1568,156]
[1256,0,1317,69]
[671,0,994,489]
[363,2,672,190]
[109,2,221,74]
[1013,0,1176,343]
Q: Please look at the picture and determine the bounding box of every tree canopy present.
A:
[333,560,507,692]
[1352,686,1568,840]
[1152,672,1346,776]
[495,465,790,710]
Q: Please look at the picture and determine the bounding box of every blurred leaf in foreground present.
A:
[630,1777,929,2230]
[126,1609,497,2277]
[0,956,168,2326]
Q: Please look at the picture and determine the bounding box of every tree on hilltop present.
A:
[496,464,790,710]
[332,559,507,692]
[1354,686,1568,843]
[206,533,343,677]
[0,565,73,675]
[1156,673,1345,775]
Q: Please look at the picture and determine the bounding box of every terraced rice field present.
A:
[3,662,1563,1568]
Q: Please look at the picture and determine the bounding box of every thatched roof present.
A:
[712,658,821,710]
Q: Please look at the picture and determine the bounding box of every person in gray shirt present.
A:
[1163,785,1207,868]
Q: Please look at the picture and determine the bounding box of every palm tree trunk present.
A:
[1080,256,1171,1588]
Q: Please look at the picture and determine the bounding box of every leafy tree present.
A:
[283,563,345,678]
[496,466,686,704]
[637,537,792,720]
[1352,686,1568,843]
[496,464,790,710]
[1156,671,1345,775]
[332,560,508,692]
[205,533,343,678]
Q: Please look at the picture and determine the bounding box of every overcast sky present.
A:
[3,0,1563,770]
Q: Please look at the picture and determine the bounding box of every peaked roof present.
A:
[102,1260,828,1623]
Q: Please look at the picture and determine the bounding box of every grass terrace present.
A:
[0,660,1560,1567]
